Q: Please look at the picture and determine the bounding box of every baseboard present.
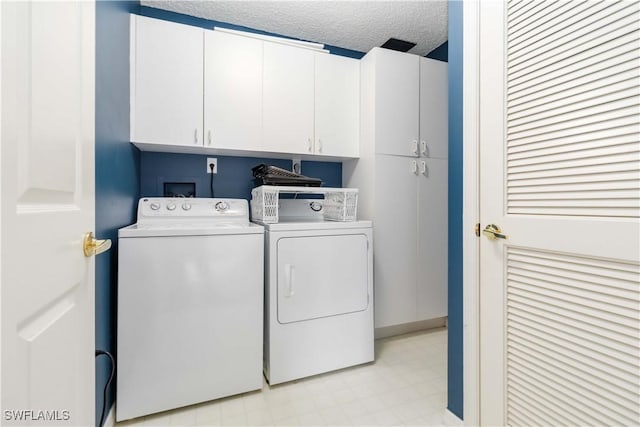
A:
[103,404,115,427]
[374,317,447,339]
[444,409,464,426]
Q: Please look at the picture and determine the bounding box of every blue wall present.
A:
[134,6,351,203]
[95,1,140,425]
[140,153,341,199]
[447,0,464,419]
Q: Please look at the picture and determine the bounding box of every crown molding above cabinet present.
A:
[130,14,360,161]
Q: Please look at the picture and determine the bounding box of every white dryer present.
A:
[258,199,374,385]
[117,198,264,421]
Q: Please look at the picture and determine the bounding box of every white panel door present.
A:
[373,48,420,157]
[1,1,97,425]
[419,57,448,159]
[373,154,418,328]
[417,158,448,320]
[276,234,369,324]
[131,15,203,146]
[204,31,262,151]
[479,2,640,425]
[315,53,360,158]
[263,42,314,155]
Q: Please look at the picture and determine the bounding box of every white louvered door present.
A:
[479,1,640,426]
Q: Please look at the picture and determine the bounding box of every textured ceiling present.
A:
[140,1,448,57]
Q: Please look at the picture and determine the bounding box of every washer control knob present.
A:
[182,203,192,211]
[166,203,176,211]
[150,202,161,211]
[215,201,229,212]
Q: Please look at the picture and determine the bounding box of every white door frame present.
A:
[462,1,480,426]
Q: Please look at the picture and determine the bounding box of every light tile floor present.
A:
[116,328,450,427]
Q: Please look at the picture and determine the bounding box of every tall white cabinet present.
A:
[344,47,448,329]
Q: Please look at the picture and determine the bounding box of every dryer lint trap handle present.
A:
[285,264,296,297]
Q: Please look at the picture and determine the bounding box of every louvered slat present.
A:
[506,0,640,217]
[508,300,638,382]
[508,299,638,351]
[506,247,640,426]
[509,76,640,119]
[508,56,638,111]
[507,125,638,154]
[508,2,637,76]
[507,1,604,51]
[509,139,640,160]
[508,76,638,121]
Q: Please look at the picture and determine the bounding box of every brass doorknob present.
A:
[482,224,508,240]
[83,232,112,257]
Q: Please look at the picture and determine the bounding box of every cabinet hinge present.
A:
[475,223,480,237]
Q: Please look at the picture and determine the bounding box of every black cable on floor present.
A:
[95,350,115,427]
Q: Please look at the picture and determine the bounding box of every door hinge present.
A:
[475,223,480,237]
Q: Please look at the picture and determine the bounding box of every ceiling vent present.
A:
[380,38,416,52]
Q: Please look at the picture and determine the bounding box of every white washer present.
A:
[257,199,374,385]
[116,198,264,421]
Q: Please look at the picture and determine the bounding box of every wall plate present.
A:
[207,158,218,174]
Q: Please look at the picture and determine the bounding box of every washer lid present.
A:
[119,222,264,238]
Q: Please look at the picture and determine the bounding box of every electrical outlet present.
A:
[292,158,302,174]
[207,158,217,174]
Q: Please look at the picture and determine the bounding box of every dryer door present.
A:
[277,233,369,324]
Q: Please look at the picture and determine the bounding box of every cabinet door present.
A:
[263,42,314,154]
[373,48,420,157]
[374,154,419,328]
[204,31,263,151]
[130,15,203,146]
[416,158,448,320]
[420,58,448,159]
[315,53,359,157]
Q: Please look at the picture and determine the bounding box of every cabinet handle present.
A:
[411,140,419,156]
[308,138,313,152]
[420,160,428,176]
[318,139,323,153]
[420,140,429,157]
[208,130,212,146]
[411,160,418,175]
[194,128,198,144]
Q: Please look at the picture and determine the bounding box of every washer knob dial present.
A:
[215,201,229,212]
[150,202,161,211]
[182,203,192,211]
[167,203,176,211]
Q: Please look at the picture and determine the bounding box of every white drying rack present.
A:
[250,185,359,223]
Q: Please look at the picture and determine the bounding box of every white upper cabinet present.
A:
[373,48,420,157]
[263,42,315,155]
[130,15,204,146]
[131,16,360,160]
[419,58,448,159]
[315,53,360,158]
[204,31,263,151]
